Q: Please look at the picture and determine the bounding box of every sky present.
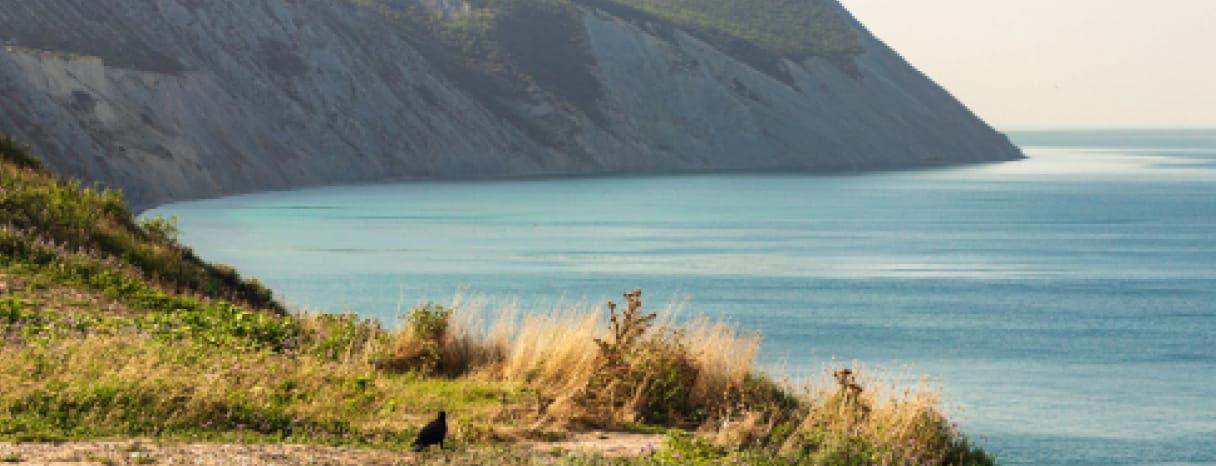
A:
[836,0,1216,130]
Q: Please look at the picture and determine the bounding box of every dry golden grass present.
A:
[429,290,989,463]
[379,291,763,430]
[679,317,762,411]
[494,306,602,400]
[768,363,983,464]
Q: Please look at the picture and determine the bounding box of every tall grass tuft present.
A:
[376,290,765,430]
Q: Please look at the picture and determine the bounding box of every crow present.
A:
[412,410,447,452]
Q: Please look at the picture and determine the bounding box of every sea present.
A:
[147,130,1216,465]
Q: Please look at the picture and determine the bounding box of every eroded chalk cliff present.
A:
[0,0,1021,210]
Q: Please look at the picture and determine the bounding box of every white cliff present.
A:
[0,0,1020,210]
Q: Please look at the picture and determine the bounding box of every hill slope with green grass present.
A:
[1,138,995,464]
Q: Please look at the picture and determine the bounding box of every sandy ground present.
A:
[0,433,664,465]
[528,431,662,457]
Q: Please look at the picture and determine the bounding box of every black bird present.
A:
[412,410,447,452]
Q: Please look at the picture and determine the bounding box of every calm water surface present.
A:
[149,130,1216,465]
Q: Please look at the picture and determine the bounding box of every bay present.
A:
[148,130,1216,465]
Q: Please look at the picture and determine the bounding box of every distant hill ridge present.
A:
[0,0,1022,210]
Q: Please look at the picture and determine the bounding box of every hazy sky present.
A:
[837,0,1216,129]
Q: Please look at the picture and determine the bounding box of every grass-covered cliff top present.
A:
[361,0,862,65]
[581,0,861,60]
[1,137,993,464]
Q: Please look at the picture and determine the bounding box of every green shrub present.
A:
[582,289,704,425]
[405,303,452,374]
[0,135,44,171]
[372,303,453,375]
[137,215,179,243]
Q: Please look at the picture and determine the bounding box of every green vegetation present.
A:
[0,137,45,171]
[1,137,994,464]
[576,0,862,79]
[0,135,279,312]
[0,138,516,447]
[588,0,861,59]
[578,0,865,80]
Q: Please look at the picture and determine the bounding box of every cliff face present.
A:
[0,0,1021,210]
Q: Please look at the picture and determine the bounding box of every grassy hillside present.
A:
[1,136,994,464]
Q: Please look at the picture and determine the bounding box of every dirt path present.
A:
[0,433,665,465]
[0,441,409,466]
[527,431,664,457]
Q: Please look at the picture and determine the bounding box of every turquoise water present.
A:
[148,130,1216,465]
